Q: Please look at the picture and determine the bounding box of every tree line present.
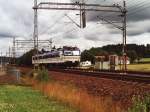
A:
[16,44,150,66]
[81,44,150,63]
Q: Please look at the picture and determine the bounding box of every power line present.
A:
[128,0,150,12]
[126,0,144,6]
[127,6,150,18]
[128,3,150,16]
[39,14,66,35]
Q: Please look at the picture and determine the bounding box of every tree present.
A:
[17,49,36,66]
[81,50,95,64]
[127,50,138,63]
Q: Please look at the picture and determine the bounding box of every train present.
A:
[32,46,81,67]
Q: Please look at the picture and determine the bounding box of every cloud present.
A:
[0,0,150,54]
[69,0,150,37]
[127,20,150,36]
[0,0,33,38]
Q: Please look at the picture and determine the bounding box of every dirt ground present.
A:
[49,71,150,110]
[0,71,19,84]
[0,71,6,76]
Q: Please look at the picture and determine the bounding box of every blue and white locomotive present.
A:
[32,46,81,67]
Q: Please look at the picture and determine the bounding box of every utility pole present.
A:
[33,0,38,52]
[9,46,11,64]
[49,38,53,50]
[12,37,16,64]
[33,0,39,71]
[122,1,127,72]
[0,52,2,71]
[1,52,2,65]
[80,0,86,28]
[97,1,127,72]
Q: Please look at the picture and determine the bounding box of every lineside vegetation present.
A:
[0,85,78,112]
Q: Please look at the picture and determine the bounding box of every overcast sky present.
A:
[0,0,150,55]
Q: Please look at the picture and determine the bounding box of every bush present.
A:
[128,95,150,112]
[37,67,49,82]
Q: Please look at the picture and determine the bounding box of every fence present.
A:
[7,66,21,83]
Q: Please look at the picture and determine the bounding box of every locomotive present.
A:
[32,46,81,67]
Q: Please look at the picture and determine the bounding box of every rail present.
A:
[49,68,150,84]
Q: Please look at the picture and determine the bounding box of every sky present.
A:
[0,0,150,56]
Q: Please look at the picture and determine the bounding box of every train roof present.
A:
[63,46,80,51]
[33,46,80,57]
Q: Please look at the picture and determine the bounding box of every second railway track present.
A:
[50,69,150,83]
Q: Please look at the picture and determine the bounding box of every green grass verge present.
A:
[0,85,79,112]
[127,64,150,72]
[140,58,150,62]
[128,95,150,112]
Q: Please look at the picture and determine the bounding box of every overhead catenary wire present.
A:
[128,1,150,11]
[127,0,148,9]
[128,3,150,15]
[99,0,150,19]
[39,14,66,35]
[38,1,80,37]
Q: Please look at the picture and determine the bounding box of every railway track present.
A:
[50,68,150,83]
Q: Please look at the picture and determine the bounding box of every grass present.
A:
[0,85,79,112]
[128,95,150,112]
[127,64,150,72]
[140,58,150,62]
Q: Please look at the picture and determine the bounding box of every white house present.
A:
[80,61,92,67]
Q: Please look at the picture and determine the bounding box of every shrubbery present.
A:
[129,95,150,112]
[36,67,49,82]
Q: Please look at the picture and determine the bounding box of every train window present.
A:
[48,54,52,58]
[33,57,35,60]
[35,52,60,60]
[43,55,47,59]
[46,55,49,58]
[64,51,73,56]
[39,56,43,59]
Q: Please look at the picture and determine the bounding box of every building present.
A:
[119,56,130,65]
[94,55,130,70]
[80,61,92,67]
